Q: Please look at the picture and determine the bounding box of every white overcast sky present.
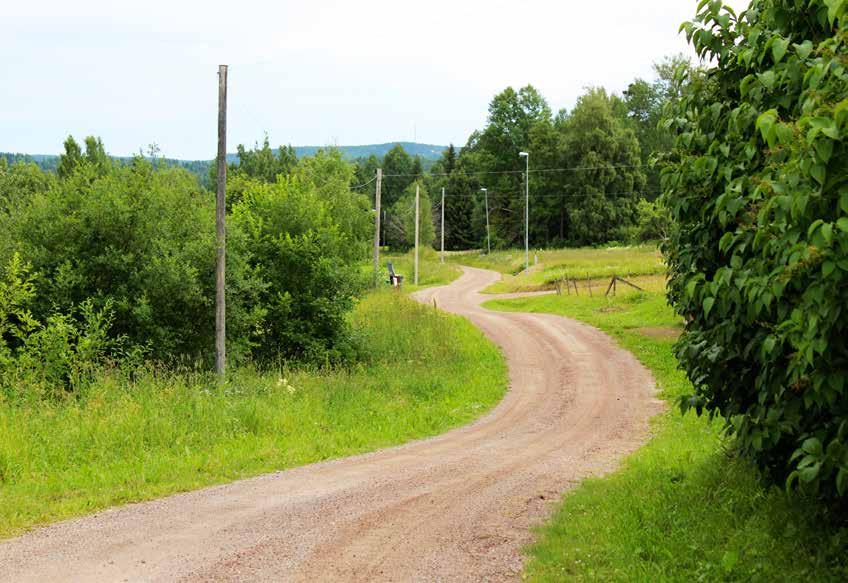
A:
[2,0,751,159]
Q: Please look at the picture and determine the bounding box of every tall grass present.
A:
[449,245,664,293]
[485,289,848,581]
[378,248,462,289]
[0,290,507,538]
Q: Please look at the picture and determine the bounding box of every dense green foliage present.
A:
[0,290,507,537]
[662,0,848,499]
[486,288,848,582]
[376,78,682,251]
[0,139,372,393]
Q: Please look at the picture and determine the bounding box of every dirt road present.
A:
[0,267,660,582]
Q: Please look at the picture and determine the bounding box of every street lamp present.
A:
[519,151,529,273]
[480,187,491,254]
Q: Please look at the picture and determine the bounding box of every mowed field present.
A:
[446,245,664,293]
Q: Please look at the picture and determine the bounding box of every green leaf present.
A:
[794,40,813,60]
[837,217,848,232]
[756,110,778,142]
[772,37,789,63]
[802,437,822,456]
[759,71,777,90]
[703,296,715,317]
[763,335,776,355]
[823,261,836,276]
[811,163,826,185]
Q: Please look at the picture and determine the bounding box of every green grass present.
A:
[0,290,507,538]
[378,248,462,290]
[449,245,664,293]
[485,288,848,582]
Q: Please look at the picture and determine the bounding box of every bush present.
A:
[231,174,368,362]
[0,158,266,364]
[0,254,121,398]
[662,1,848,499]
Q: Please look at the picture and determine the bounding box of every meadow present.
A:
[0,290,507,538]
[485,285,848,581]
[447,245,664,293]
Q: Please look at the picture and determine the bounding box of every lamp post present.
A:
[519,151,529,273]
[481,187,491,254]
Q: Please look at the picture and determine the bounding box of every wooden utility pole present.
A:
[414,183,420,285]
[215,64,228,378]
[373,168,382,286]
[484,189,491,254]
[440,187,445,264]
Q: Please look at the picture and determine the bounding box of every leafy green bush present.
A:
[0,158,265,363]
[0,149,376,373]
[0,254,121,398]
[231,173,368,362]
[662,0,848,499]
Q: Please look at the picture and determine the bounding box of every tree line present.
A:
[350,56,689,251]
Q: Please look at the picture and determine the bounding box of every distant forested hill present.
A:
[2,141,447,174]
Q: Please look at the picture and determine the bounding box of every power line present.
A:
[380,163,648,178]
[433,191,660,199]
[350,176,377,190]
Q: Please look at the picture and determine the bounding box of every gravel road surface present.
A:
[0,267,661,582]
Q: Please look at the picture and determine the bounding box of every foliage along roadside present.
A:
[0,289,508,538]
[661,0,848,500]
[0,147,373,399]
[484,289,848,581]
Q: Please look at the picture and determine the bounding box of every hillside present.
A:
[1,141,449,170]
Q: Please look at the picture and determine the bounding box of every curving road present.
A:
[0,267,660,582]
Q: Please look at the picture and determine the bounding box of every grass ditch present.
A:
[0,289,507,539]
[485,288,848,581]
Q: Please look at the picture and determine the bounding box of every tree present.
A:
[380,144,415,208]
[385,180,434,250]
[57,136,83,179]
[624,54,694,195]
[662,0,848,499]
[559,88,646,244]
[234,134,297,183]
[426,145,477,250]
[462,85,554,248]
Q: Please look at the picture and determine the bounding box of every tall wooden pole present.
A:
[372,168,382,286]
[414,183,420,286]
[215,65,228,378]
[440,187,445,264]
[484,189,491,254]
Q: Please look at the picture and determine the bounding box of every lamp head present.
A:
[519,151,529,157]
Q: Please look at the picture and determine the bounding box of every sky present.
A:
[2,0,751,160]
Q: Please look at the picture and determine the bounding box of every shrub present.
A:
[0,158,265,363]
[231,174,368,363]
[0,254,121,398]
[662,0,848,499]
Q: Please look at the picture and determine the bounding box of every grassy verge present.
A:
[0,290,507,538]
[449,245,663,293]
[485,289,848,581]
[375,248,462,290]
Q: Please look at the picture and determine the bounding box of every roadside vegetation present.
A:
[377,248,462,290]
[486,284,848,581]
[447,245,663,293]
[0,290,507,538]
